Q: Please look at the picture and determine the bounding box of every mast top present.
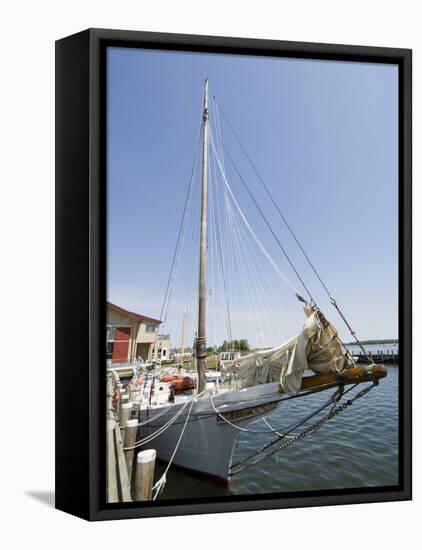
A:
[203,78,209,121]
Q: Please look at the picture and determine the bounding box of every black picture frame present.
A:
[55,28,412,521]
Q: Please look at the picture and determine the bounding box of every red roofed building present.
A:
[106,302,161,364]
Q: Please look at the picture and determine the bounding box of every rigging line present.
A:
[182,180,200,353]
[219,160,245,348]
[213,133,355,362]
[160,128,202,362]
[223,178,295,342]
[156,121,203,341]
[223,174,261,346]
[141,382,354,427]
[231,396,342,475]
[210,99,234,345]
[210,146,234,345]
[220,152,295,343]
[227,186,281,346]
[224,162,270,339]
[209,395,298,434]
[214,175,232,347]
[237,213,294,339]
[208,157,219,347]
[125,403,174,429]
[180,170,199,307]
[262,416,289,438]
[128,387,206,455]
[212,109,258,345]
[152,394,196,500]
[233,211,289,344]
[141,383,342,427]
[185,222,199,355]
[211,96,227,174]
[230,203,266,347]
[126,400,190,450]
[215,98,324,290]
[211,150,230,348]
[225,168,290,349]
[214,99,371,361]
[230,382,377,475]
[209,130,304,301]
[222,165,248,348]
[212,385,343,436]
[214,127,315,306]
[211,100,314,305]
[230,385,346,470]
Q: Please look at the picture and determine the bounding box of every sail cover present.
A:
[221,306,353,395]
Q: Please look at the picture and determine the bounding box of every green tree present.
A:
[239,339,250,351]
[218,340,229,352]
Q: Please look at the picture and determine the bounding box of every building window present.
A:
[145,324,157,333]
[162,349,167,358]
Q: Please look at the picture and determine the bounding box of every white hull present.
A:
[137,382,282,483]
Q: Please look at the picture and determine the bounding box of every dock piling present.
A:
[106,419,118,503]
[123,418,138,484]
[119,402,133,437]
[134,449,156,501]
[114,421,132,502]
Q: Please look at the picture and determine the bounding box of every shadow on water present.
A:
[26,491,55,508]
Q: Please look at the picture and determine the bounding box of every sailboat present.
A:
[131,79,387,493]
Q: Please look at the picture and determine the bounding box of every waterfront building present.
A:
[106,301,161,363]
[150,334,172,361]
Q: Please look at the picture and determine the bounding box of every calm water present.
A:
[156,365,398,500]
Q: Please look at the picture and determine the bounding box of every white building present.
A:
[150,334,172,362]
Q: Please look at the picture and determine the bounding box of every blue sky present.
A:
[107,47,398,348]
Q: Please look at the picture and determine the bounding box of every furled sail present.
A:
[221,306,354,395]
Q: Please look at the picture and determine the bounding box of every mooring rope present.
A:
[136,403,174,427]
[124,400,191,450]
[210,393,313,435]
[211,385,343,437]
[124,390,207,451]
[152,392,198,500]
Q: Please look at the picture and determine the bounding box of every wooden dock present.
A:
[106,418,132,502]
[106,373,156,503]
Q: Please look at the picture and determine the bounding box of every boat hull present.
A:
[137,382,281,482]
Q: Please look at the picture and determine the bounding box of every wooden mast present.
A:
[196,78,209,394]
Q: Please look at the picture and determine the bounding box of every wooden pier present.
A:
[107,373,156,503]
